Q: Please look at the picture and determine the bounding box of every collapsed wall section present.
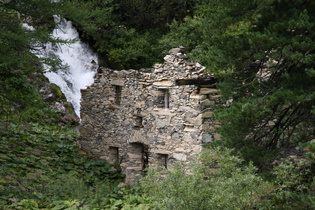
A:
[79,48,220,184]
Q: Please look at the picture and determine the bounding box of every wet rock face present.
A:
[80,49,221,184]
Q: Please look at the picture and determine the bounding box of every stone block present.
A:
[100,77,108,84]
[175,148,188,153]
[128,153,143,159]
[199,88,218,95]
[169,48,182,55]
[81,113,90,122]
[153,80,173,87]
[151,150,171,154]
[184,125,198,132]
[164,55,174,62]
[154,68,164,73]
[171,132,180,140]
[179,106,198,113]
[201,99,215,106]
[186,116,203,125]
[156,119,170,128]
[173,153,187,161]
[183,133,196,144]
[139,82,151,86]
[81,89,89,96]
[190,94,207,100]
[201,132,213,144]
[202,111,213,118]
[210,95,222,99]
[153,109,175,116]
[200,124,211,131]
[110,79,124,86]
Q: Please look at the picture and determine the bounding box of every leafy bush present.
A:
[141,147,270,210]
[267,159,315,209]
[141,147,315,209]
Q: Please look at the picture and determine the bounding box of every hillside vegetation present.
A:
[1,0,314,209]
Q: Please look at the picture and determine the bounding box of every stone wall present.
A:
[79,48,220,184]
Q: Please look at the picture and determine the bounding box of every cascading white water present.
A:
[42,15,98,117]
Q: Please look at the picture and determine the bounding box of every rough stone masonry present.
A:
[79,48,221,184]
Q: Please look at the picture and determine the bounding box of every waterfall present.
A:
[42,15,98,117]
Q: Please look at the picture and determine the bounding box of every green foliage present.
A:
[5,0,60,28]
[60,0,163,69]
[162,0,315,166]
[64,102,74,115]
[96,185,154,210]
[141,147,269,209]
[114,0,194,31]
[8,199,39,209]
[273,159,313,192]
[61,0,195,69]
[51,84,63,100]
[0,9,41,112]
[2,0,315,208]
[267,159,315,209]
[105,28,164,70]
[304,139,315,161]
[0,123,124,208]
[0,0,66,119]
[141,147,315,209]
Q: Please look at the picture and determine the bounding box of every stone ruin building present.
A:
[79,48,221,184]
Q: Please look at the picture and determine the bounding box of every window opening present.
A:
[164,90,169,108]
[156,89,169,108]
[157,154,168,169]
[108,146,119,164]
[114,86,122,105]
[134,116,143,128]
[129,143,149,174]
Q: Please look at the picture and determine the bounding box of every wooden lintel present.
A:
[175,77,217,86]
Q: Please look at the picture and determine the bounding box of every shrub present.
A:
[51,84,63,100]
[141,147,270,210]
[267,159,315,209]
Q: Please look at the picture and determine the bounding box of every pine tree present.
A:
[163,0,315,165]
[0,0,61,118]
